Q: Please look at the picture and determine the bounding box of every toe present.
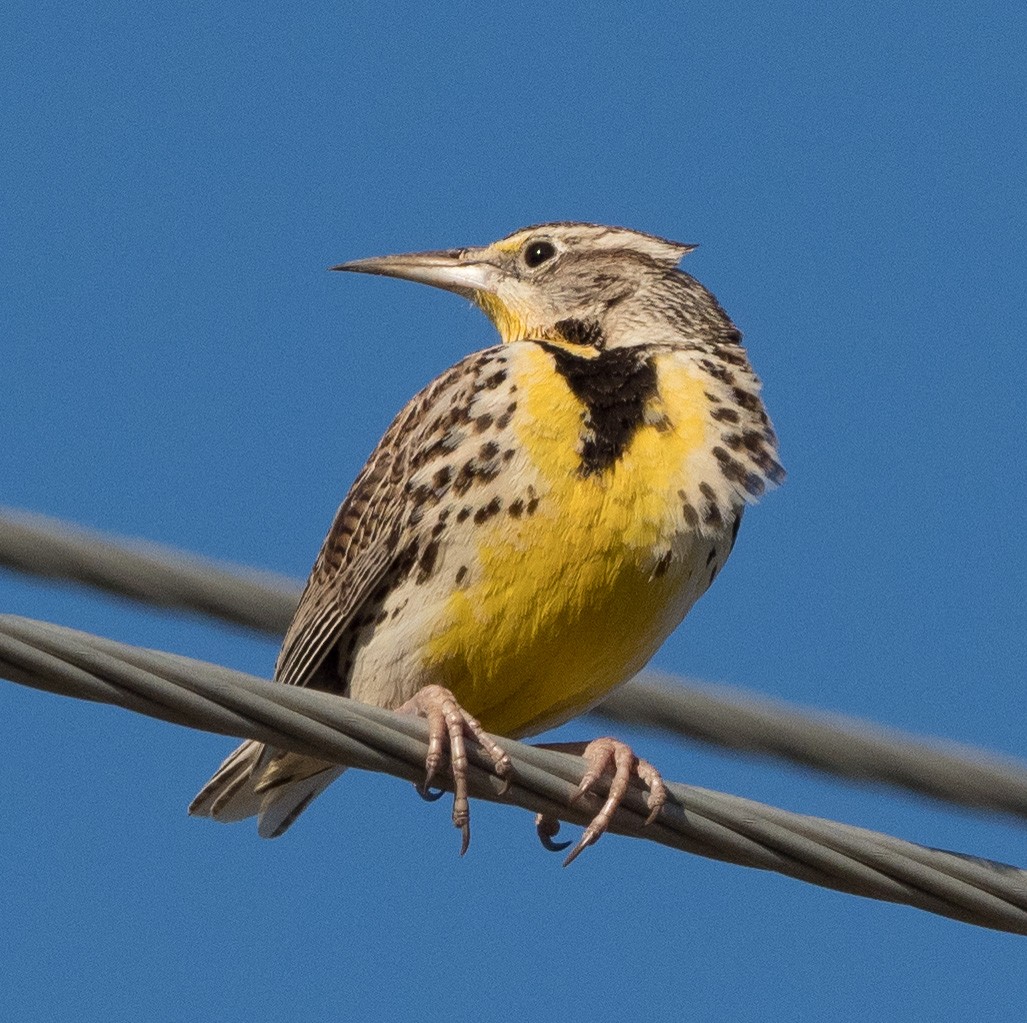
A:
[398,684,510,856]
[538,737,665,866]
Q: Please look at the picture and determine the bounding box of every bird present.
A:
[189,221,784,864]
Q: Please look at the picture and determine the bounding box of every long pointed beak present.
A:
[330,247,500,299]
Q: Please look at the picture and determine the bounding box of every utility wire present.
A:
[0,612,1025,935]
[0,507,299,633]
[597,679,1027,823]
[3,506,1027,823]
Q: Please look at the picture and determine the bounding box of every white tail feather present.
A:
[189,740,345,836]
[256,767,344,838]
[189,740,265,821]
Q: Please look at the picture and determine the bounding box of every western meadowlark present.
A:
[190,222,784,863]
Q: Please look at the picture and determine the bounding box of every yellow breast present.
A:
[424,343,719,738]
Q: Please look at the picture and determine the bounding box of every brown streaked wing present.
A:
[271,347,494,693]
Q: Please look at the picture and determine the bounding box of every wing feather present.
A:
[272,346,497,693]
[195,345,505,822]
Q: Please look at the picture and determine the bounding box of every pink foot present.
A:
[398,684,512,855]
[534,736,666,866]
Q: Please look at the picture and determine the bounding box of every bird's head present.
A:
[333,222,735,353]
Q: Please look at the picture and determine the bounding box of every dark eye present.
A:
[523,240,556,268]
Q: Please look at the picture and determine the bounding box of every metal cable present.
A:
[0,612,1024,935]
[0,507,300,633]
[596,678,1027,822]
[3,506,1027,823]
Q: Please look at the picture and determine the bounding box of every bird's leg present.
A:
[397,684,512,855]
[533,737,666,866]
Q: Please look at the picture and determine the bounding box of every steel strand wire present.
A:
[3,506,1027,824]
[0,614,1025,935]
[597,678,1027,822]
[0,507,300,634]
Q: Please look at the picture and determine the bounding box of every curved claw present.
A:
[417,783,446,803]
[533,736,667,866]
[535,813,573,853]
[562,825,600,867]
[398,684,512,857]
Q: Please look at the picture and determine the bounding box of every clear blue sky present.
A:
[3,3,1026,1019]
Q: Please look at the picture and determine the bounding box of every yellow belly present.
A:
[423,344,716,738]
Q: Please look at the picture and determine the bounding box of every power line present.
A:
[3,505,1027,823]
[598,677,1027,822]
[0,507,299,633]
[1,612,1024,935]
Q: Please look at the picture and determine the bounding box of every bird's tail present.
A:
[188,740,345,838]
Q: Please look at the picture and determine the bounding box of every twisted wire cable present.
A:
[0,507,300,633]
[0,612,1024,935]
[597,678,1027,822]
[3,506,1027,822]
